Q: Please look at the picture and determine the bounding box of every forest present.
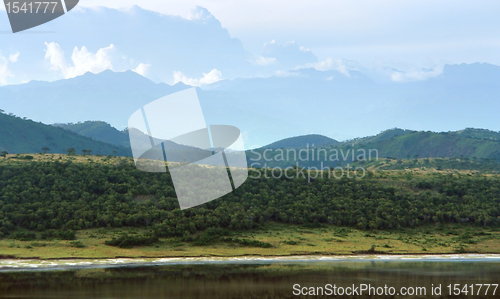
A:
[1,155,500,245]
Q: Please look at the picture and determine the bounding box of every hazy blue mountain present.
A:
[0,111,130,156]
[1,63,500,147]
[0,70,190,129]
[203,63,500,145]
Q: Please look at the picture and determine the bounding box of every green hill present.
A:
[351,128,416,144]
[364,130,500,160]
[53,121,130,147]
[248,128,500,169]
[53,121,211,160]
[260,134,339,149]
[0,112,131,156]
[453,128,500,141]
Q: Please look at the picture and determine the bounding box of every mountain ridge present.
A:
[0,112,131,156]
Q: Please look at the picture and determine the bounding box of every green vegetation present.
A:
[2,223,500,259]
[260,134,339,149]
[365,157,500,173]
[104,234,159,248]
[0,154,499,260]
[248,128,500,169]
[53,121,131,148]
[0,112,130,156]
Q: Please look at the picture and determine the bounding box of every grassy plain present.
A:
[1,222,500,259]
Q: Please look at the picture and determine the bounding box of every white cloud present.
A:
[261,39,318,70]
[391,65,443,82]
[186,6,215,22]
[9,52,20,63]
[44,42,116,79]
[0,54,13,85]
[300,58,351,77]
[132,63,151,77]
[275,70,299,77]
[173,69,223,86]
[255,56,276,66]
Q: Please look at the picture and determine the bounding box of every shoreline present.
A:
[0,250,496,261]
[1,254,500,272]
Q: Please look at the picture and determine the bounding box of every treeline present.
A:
[377,157,500,173]
[1,160,500,240]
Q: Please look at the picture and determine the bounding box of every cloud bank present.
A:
[173,69,223,86]
[391,65,444,82]
[261,40,318,70]
[44,42,117,79]
[0,52,18,85]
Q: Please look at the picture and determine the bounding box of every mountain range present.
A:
[0,70,190,130]
[1,62,500,147]
[1,110,499,167]
[0,111,130,156]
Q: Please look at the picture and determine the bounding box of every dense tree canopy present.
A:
[0,159,499,239]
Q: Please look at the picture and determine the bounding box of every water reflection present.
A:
[1,261,499,298]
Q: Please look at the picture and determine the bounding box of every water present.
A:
[1,259,500,298]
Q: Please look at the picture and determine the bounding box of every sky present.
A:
[1,1,499,143]
[72,0,500,67]
[0,0,499,85]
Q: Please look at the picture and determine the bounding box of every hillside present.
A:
[53,121,130,148]
[0,112,131,156]
[260,134,339,149]
[351,128,416,144]
[53,121,211,161]
[248,128,500,168]
[364,130,500,160]
[453,128,500,141]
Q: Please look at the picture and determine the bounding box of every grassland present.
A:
[1,222,500,259]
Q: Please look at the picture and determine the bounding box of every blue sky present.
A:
[0,1,499,85]
[74,0,500,66]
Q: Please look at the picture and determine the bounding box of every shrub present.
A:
[221,237,273,248]
[105,234,159,248]
[11,231,37,241]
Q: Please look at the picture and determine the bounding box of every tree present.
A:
[66,148,76,156]
[41,147,50,154]
[82,149,88,156]
[0,151,7,158]
[112,150,118,156]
